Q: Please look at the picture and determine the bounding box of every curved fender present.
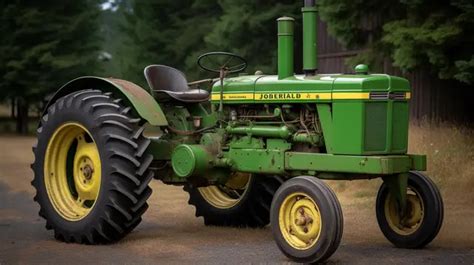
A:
[43,76,168,126]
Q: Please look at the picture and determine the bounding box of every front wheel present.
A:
[376,171,444,248]
[270,176,343,263]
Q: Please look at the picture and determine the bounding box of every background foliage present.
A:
[318,0,474,84]
[0,0,472,133]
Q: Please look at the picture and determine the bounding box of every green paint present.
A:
[226,125,291,139]
[302,6,318,72]
[165,106,192,132]
[188,103,218,128]
[227,149,285,173]
[229,136,265,149]
[285,153,415,174]
[171,144,213,178]
[148,138,173,160]
[44,76,168,126]
[382,173,408,214]
[277,17,294,79]
[225,138,291,174]
[354,64,369,74]
[316,104,334,153]
[409,154,427,171]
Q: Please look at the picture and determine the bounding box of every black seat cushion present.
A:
[144,65,209,102]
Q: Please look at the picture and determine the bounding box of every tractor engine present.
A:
[167,103,325,187]
[225,104,323,152]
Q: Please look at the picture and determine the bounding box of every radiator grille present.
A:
[370,92,406,100]
[364,102,387,152]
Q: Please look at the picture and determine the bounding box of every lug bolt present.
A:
[82,165,94,180]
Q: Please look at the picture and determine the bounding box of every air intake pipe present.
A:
[277,17,294,80]
[302,0,318,75]
[277,1,318,79]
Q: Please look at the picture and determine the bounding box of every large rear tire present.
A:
[31,89,154,243]
[184,174,283,227]
[270,176,343,263]
[376,171,444,248]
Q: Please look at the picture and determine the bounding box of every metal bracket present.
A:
[382,173,408,216]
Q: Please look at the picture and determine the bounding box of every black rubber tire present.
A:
[184,175,284,227]
[270,176,343,263]
[31,89,154,244]
[376,171,444,248]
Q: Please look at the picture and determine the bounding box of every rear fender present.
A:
[43,76,168,126]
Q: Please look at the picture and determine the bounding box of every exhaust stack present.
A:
[302,0,318,75]
[277,17,294,80]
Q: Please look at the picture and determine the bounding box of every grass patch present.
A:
[408,121,474,202]
[329,122,473,204]
[353,190,373,198]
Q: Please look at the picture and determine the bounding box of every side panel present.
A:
[210,75,261,104]
[254,75,333,103]
[328,75,410,155]
[285,152,416,174]
[43,76,168,126]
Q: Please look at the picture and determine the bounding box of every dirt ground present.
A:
[0,136,473,264]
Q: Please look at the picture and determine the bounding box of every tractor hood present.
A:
[211,73,411,103]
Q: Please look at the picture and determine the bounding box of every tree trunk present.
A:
[16,98,29,135]
[11,97,15,118]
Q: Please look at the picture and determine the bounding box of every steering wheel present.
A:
[197,52,247,74]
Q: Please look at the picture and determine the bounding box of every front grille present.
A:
[364,102,387,152]
[370,92,389,100]
[370,92,406,100]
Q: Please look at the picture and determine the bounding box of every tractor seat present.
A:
[144,65,210,103]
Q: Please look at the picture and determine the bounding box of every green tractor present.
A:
[31,0,443,263]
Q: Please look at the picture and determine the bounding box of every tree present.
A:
[318,0,474,84]
[119,0,222,83]
[0,0,102,134]
[120,0,301,82]
[199,0,301,77]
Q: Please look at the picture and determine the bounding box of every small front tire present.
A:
[376,171,444,248]
[270,176,343,263]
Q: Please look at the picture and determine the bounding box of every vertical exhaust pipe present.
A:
[302,0,318,75]
[277,17,294,80]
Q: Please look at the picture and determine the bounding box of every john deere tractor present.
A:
[31,0,443,263]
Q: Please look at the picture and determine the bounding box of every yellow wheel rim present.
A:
[198,172,251,209]
[44,122,102,221]
[279,192,322,250]
[384,187,424,235]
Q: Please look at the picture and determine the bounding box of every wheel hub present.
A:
[279,193,322,250]
[385,188,424,235]
[82,164,94,180]
[401,194,423,227]
[44,122,102,221]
